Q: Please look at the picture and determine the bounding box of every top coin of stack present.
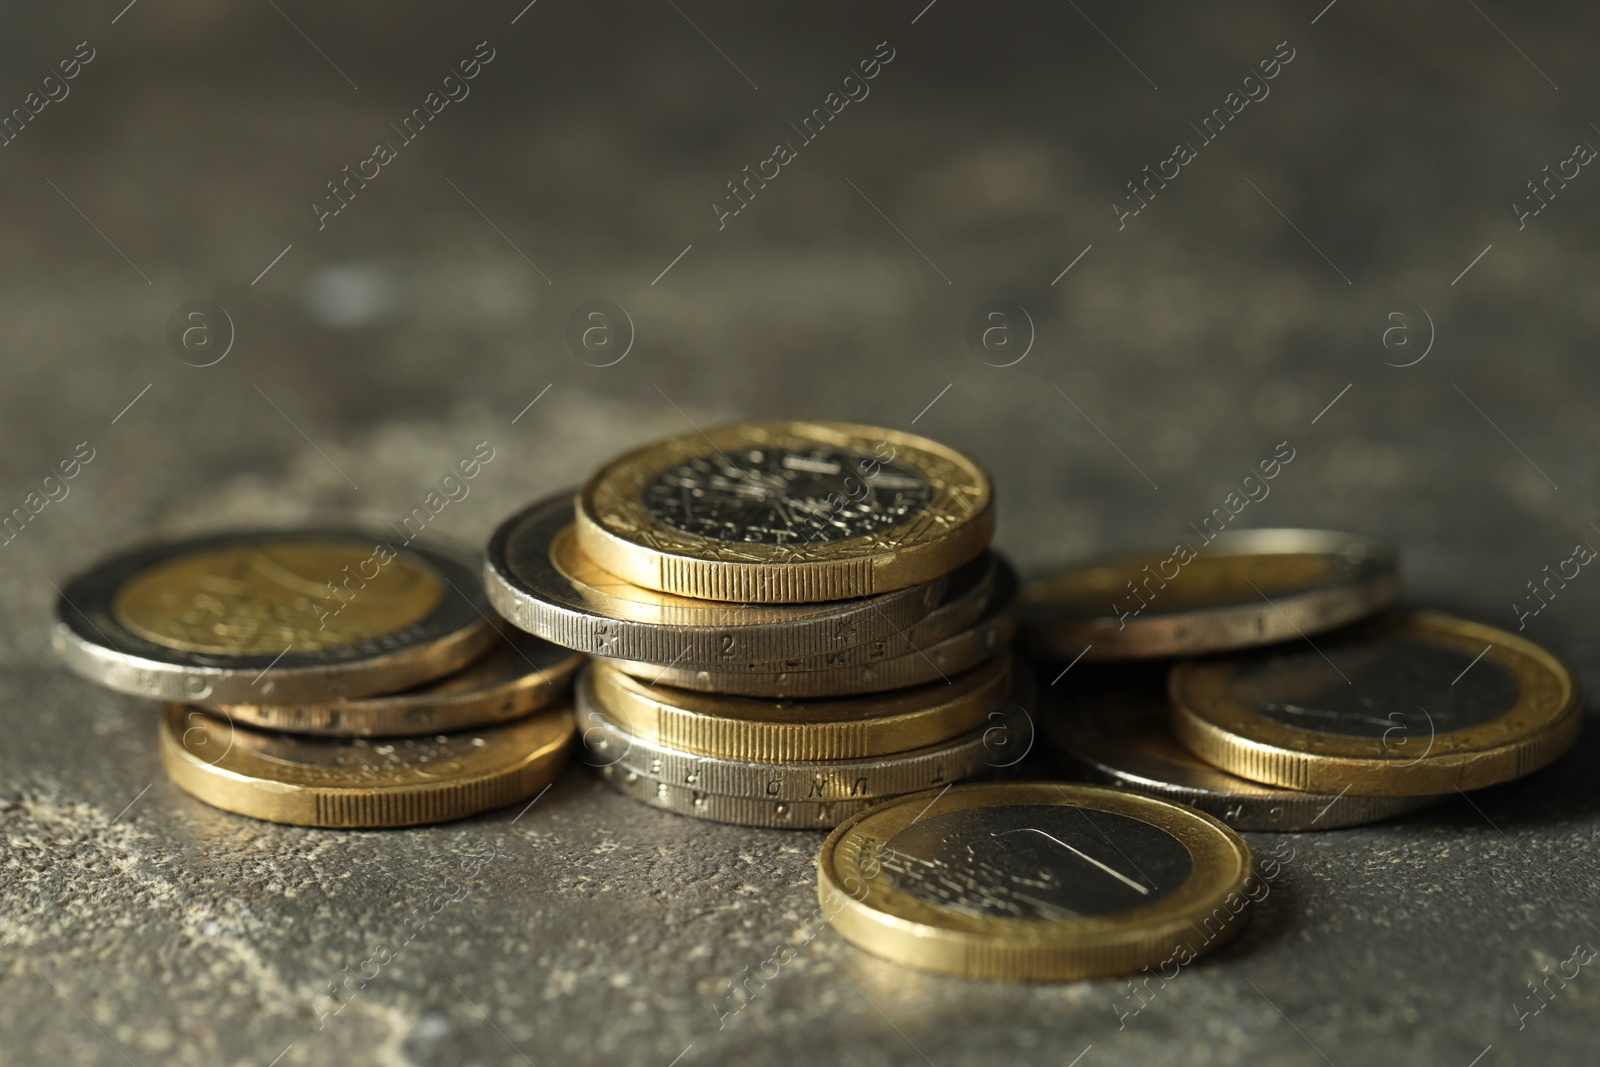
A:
[485,420,1026,827]
[53,530,582,827]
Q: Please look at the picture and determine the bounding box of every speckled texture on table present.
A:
[2,2,1597,1065]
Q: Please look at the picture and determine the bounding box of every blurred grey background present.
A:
[2,1,1598,1065]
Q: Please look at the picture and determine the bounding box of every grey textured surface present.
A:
[3,2,1599,1065]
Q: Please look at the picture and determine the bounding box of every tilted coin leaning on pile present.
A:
[53,420,1582,981]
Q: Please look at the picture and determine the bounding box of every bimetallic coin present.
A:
[1043,668,1443,831]
[595,763,878,829]
[55,531,497,704]
[1021,529,1398,661]
[576,421,994,603]
[581,653,1013,762]
[484,493,947,666]
[610,589,1015,697]
[160,703,573,827]
[1169,612,1581,795]
[207,632,583,736]
[817,782,1256,980]
[577,685,1022,801]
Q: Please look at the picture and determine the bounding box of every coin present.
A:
[206,632,583,737]
[582,652,1013,762]
[1168,611,1581,795]
[1043,668,1443,830]
[1021,528,1398,661]
[595,763,878,829]
[608,577,1015,697]
[55,531,497,704]
[817,782,1256,980]
[484,492,948,666]
[575,421,994,603]
[578,684,1023,801]
[160,703,573,827]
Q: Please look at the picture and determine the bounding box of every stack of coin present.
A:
[53,530,582,827]
[484,420,1028,828]
[1023,529,1581,831]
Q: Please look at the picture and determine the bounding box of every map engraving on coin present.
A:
[640,446,933,546]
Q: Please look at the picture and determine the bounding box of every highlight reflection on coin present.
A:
[1021,529,1398,661]
[160,704,573,827]
[55,532,497,704]
[484,493,948,666]
[208,632,583,737]
[1169,612,1580,795]
[817,782,1255,980]
[1044,668,1443,830]
[575,421,994,603]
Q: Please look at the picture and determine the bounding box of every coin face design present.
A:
[114,540,442,655]
[177,708,478,785]
[640,446,934,547]
[880,805,1194,920]
[1236,635,1520,739]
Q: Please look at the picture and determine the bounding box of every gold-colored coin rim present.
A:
[159,704,573,827]
[817,782,1255,981]
[1168,611,1581,795]
[575,421,994,603]
[581,652,1012,761]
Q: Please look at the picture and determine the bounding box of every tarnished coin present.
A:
[160,703,573,827]
[609,568,1015,696]
[54,531,497,704]
[1169,612,1581,795]
[817,782,1256,980]
[578,682,1026,801]
[1021,528,1398,661]
[1044,668,1443,830]
[595,763,878,829]
[575,420,994,602]
[207,632,583,736]
[484,492,947,666]
[581,652,1013,762]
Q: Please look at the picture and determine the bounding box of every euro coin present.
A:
[1043,668,1442,830]
[581,651,1012,762]
[207,631,583,736]
[817,782,1256,980]
[1169,611,1580,795]
[160,703,573,827]
[575,420,994,602]
[1021,528,1398,661]
[595,764,878,829]
[484,492,947,666]
[54,531,496,704]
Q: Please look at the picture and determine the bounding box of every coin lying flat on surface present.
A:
[208,632,583,736]
[581,652,1012,762]
[54,531,497,704]
[817,782,1256,980]
[1169,611,1581,795]
[160,703,573,827]
[1044,668,1443,831]
[575,421,994,603]
[484,492,947,666]
[596,763,880,829]
[1021,528,1398,661]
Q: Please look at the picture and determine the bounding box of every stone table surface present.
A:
[2,2,1598,1065]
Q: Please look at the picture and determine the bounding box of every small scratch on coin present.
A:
[998,828,1148,895]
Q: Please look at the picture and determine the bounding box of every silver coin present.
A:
[1021,528,1399,661]
[594,762,882,829]
[483,491,946,666]
[576,682,1026,800]
[1042,667,1443,831]
[53,530,497,705]
[609,566,1016,696]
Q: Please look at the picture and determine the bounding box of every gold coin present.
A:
[581,652,1012,761]
[1021,529,1397,660]
[817,782,1256,980]
[160,704,572,827]
[116,539,442,655]
[1169,611,1580,795]
[575,420,993,603]
[207,633,583,737]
